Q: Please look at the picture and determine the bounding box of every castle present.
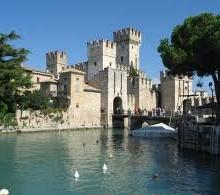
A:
[22,27,210,129]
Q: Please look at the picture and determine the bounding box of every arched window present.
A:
[121,56,123,64]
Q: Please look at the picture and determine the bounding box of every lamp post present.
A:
[208,82,214,120]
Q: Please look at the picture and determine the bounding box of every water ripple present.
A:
[0,130,219,194]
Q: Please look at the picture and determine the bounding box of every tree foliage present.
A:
[158,13,220,106]
[0,31,32,113]
[129,65,138,78]
[28,90,51,110]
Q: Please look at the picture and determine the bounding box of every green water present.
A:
[0,129,220,194]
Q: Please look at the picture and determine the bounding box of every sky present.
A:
[1,0,220,88]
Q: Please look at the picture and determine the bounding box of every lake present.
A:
[0,129,220,194]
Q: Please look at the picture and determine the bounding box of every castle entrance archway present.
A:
[113,97,123,114]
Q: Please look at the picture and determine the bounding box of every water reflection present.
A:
[111,129,124,150]
[0,129,220,194]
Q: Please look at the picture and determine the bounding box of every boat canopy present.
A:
[151,123,175,131]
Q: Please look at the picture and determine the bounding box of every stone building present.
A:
[46,51,67,78]
[85,28,156,127]
[159,70,213,116]
[160,70,193,113]
[25,27,215,128]
[25,68,53,91]
[24,27,157,128]
[58,68,101,127]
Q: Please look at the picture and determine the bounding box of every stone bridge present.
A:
[112,114,171,130]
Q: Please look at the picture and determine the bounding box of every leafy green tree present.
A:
[0,31,32,113]
[28,90,51,110]
[16,91,31,113]
[158,13,220,115]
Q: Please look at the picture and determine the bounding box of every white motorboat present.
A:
[130,123,177,138]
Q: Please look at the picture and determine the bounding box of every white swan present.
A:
[74,169,79,178]
[102,163,107,171]
[0,189,9,195]
[108,153,113,159]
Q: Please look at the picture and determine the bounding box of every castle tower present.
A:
[113,28,141,70]
[87,40,116,81]
[46,51,67,77]
[160,70,193,113]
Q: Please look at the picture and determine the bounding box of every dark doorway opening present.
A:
[113,97,123,114]
[113,97,124,128]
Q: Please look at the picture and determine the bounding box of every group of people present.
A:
[116,107,166,117]
[131,107,166,116]
[152,107,166,116]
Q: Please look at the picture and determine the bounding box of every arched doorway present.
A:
[113,97,123,114]
[112,96,124,128]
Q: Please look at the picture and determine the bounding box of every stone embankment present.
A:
[0,109,102,134]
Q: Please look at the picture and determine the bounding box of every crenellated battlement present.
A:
[138,70,145,78]
[46,51,67,76]
[160,70,193,82]
[116,64,130,72]
[46,51,67,65]
[87,39,116,49]
[160,70,175,82]
[113,27,141,44]
[67,61,88,73]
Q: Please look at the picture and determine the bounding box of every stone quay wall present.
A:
[15,109,101,132]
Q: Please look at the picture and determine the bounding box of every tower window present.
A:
[109,62,112,66]
[132,45,133,49]
[94,62,97,66]
[63,84,67,95]
[121,56,124,64]
[37,77,40,83]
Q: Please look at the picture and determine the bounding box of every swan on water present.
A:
[0,189,9,195]
[74,169,79,178]
[108,153,113,159]
[103,163,107,171]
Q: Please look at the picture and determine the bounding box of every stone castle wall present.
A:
[113,28,141,69]
[127,76,156,112]
[46,51,67,76]
[22,27,160,129]
[16,108,101,130]
[89,67,127,127]
[87,40,116,81]
[160,71,193,112]
[27,70,53,91]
